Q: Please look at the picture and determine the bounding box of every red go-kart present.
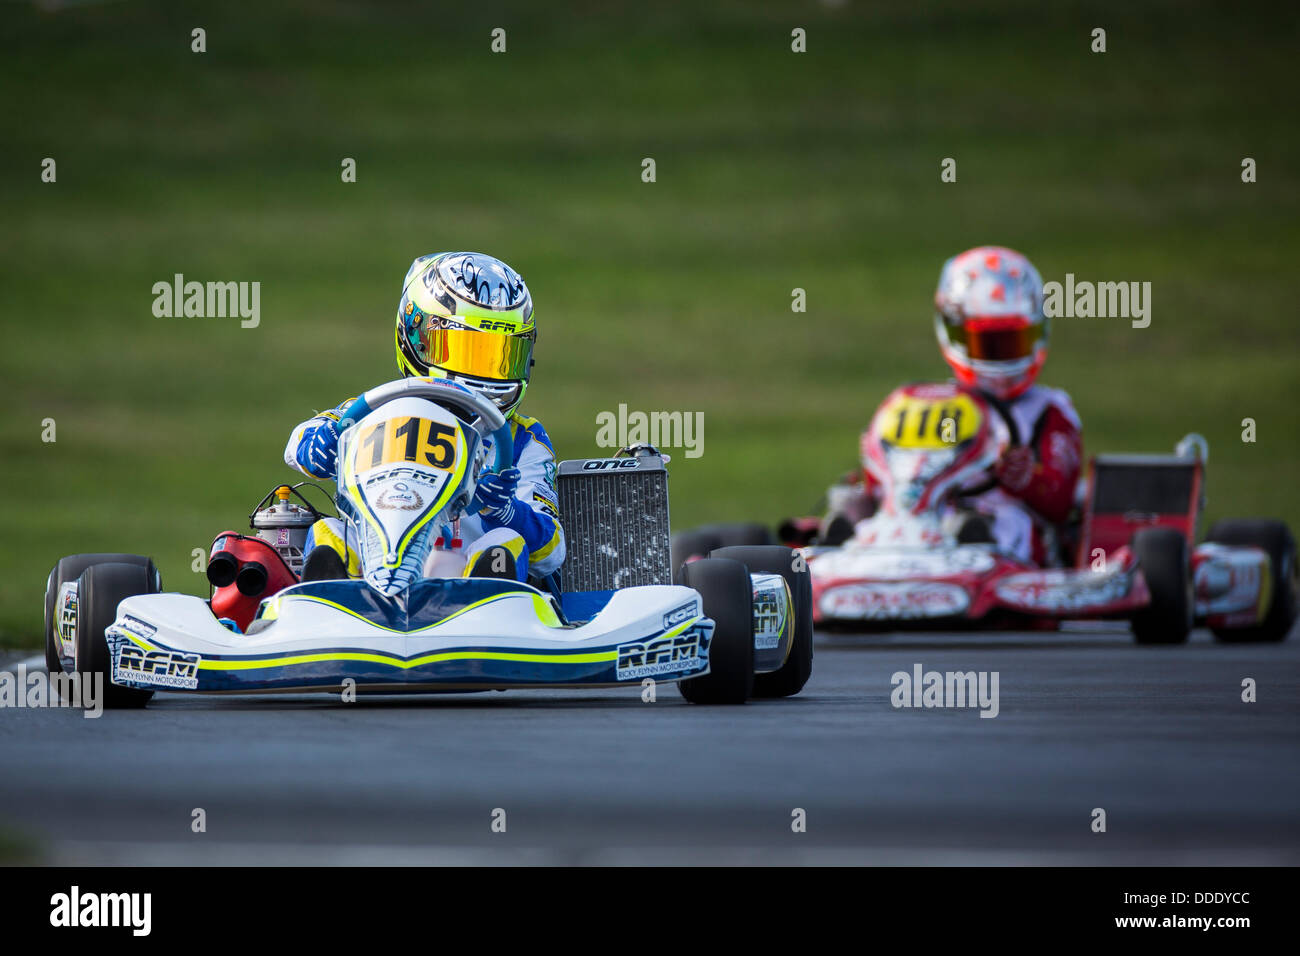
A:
[674,383,1296,644]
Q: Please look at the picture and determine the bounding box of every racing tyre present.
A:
[1205,519,1297,643]
[820,515,855,547]
[74,561,161,709]
[673,524,775,583]
[703,522,776,548]
[1130,528,1192,645]
[677,558,754,704]
[672,529,722,584]
[710,545,813,698]
[44,553,158,676]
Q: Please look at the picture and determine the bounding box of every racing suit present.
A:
[283,400,565,582]
[849,385,1082,563]
[968,385,1082,564]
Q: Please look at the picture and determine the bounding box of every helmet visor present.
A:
[948,318,1043,361]
[421,325,533,381]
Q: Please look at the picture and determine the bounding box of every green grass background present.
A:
[1,0,1297,646]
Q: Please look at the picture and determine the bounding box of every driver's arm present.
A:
[1000,404,1082,523]
[489,417,566,576]
[284,397,354,480]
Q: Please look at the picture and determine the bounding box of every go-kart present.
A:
[45,377,813,708]
[675,382,1296,644]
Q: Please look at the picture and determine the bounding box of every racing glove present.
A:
[994,444,1035,493]
[296,424,339,480]
[476,467,522,526]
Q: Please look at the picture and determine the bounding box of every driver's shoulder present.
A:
[508,411,555,455]
[1016,384,1081,429]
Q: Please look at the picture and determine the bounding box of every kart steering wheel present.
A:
[333,377,514,473]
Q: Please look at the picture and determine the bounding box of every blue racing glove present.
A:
[476,467,521,526]
[296,424,339,479]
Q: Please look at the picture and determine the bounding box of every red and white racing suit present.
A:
[969,385,1082,564]
[853,385,1082,563]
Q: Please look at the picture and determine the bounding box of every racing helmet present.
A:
[395,252,536,415]
[933,246,1048,400]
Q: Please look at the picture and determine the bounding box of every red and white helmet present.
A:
[933,245,1047,400]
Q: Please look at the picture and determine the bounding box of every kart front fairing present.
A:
[808,532,1149,625]
[103,577,714,694]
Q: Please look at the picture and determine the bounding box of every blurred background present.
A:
[1,0,1296,647]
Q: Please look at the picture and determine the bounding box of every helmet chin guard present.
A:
[436,371,525,416]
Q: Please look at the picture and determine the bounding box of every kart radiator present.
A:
[556,455,672,591]
[1091,457,1197,515]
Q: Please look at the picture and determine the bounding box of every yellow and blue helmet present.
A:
[395,252,536,415]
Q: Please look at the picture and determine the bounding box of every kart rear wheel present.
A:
[74,561,161,709]
[704,522,776,548]
[677,558,754,705]
[44,553,158,675]
[820,514,856,547]
[1130,528,1192,645]
[1205,519,1297,643]
[672,529,721,583]
[673,524,775,583]
[710,545,813,699]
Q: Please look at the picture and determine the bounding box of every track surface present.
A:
[2,628,1297,865]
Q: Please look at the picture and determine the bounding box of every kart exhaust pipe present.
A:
[207,550,240,589]
[235,561,268,597]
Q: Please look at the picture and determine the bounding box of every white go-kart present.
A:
[45,378,813,708]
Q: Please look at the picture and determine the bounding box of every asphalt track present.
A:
[2,625,1297,865]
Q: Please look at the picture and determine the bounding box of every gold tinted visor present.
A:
[947,320,1043,361]
[422,326,533,380]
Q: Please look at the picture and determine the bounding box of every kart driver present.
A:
[283,251,565,584]
[839,246,1082,564]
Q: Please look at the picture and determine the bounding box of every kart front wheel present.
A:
[710,545,813,699]
[1205,519,1297,643]
[44,553,159,675]
[74,561,161,709]
[1130,528,1192,645]
[678,558,754,704]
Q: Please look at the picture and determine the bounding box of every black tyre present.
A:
[671,529,723,584]
[820,514,855,547]
[702,522,776,548]
[677,558,754,704]
[710,545,813,698]
[44,553,157,674]
[74,561,160,709]
[672,524,775,583]
[1130,528,1192,645]
[1205,519,1297,643]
